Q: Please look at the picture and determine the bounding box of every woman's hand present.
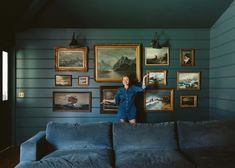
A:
[142,74,149,88]
[143,74,149,79]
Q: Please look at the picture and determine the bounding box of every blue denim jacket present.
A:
[115,85,145,120]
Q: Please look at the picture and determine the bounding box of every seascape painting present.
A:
[95,44,141,82]
[144,89,174,112]
[177,72,200,90]
[53,92,91,112]
[55,75,72,86]
[147,70,167,86]
[55,47,87,71]
[59,51,83,67]
[145,47,169,66]
[180,95,197,108]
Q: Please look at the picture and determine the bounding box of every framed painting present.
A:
[147,70,167,86]
[177,72,200,90]
[55,75,72,86]
[55,47,88,71]
[145,47,169,66]
[180,95,197,108]
[180,48,195,66]
[53,92,91,112]
[78,76,89,86]
[94,44,141,82]
[100,86,119,113]
[144,89,174,112]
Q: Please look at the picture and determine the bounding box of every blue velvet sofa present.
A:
[15,119,235,168]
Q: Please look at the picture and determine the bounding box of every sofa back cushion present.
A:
[113,122,177,151]
[177,120,235,149]
[46,122,112,150]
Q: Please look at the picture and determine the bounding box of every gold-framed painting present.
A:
[55,75,72,86]
[180,48,195,66]
[180,95,197,108]
[144,89,174,112]
[55,47,88,71]
[177,72,200,90]
[94,44,141,82]
[145,47,169,66]
[146,70,167,86]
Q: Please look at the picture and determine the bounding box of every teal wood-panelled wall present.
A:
[15,29,209,144]
[210,1,235,119]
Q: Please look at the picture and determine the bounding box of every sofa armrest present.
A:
[20,131,53,162]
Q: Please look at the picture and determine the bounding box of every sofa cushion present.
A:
[182,147,235,168]
[115,149,195,168]
[15,149,114,168]
[113,122,177,151]
[46,122,112,150]
[177,120,235,149]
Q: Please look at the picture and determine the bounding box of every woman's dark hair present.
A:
[122,73,140,86]
[122,74,132,86]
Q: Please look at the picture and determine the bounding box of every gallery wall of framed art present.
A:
[15,28,209,137]
[50,35,204,115]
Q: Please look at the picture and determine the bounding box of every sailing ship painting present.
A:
[145,47,169,66]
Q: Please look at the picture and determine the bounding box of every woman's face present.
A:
[122,76,129,86]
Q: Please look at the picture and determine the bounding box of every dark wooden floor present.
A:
[0,146,19,168]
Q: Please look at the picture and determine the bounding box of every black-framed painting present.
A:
[94,44,141,82]
[55,75,72,86]
[55,47,88,71]
[145,47,169,66]
[53,92,91,112]
[180,95,197,108]
[144,89,174,112]
[177,72,200,90]
[100,86,120,113]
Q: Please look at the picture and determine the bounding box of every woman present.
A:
[115,74,148,124]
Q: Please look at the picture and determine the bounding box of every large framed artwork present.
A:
[55,47,88,71]
[145,47,169,66]
[147,70,167,86]
[144,89,174,112]
[100,86,120,113]
[94,44,141,82]
[53,92,91,112]
[55,75,72,86]
[180,48,195,66]
[177,72,200,90]
[180,95,197,108]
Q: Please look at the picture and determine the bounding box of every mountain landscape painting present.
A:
[95,44,141,82]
